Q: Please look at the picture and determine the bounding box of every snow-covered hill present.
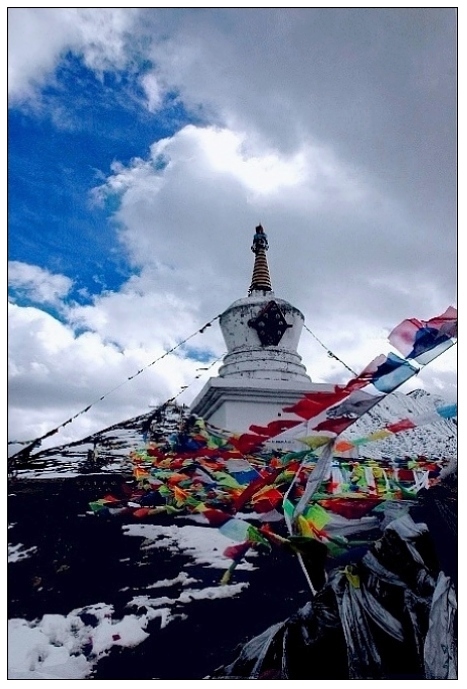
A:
[10,389,456,481]
[341,389,457,460]
[10,404,189,479]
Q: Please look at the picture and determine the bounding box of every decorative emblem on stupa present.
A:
[248,300,292,346]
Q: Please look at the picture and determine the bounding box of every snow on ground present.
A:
[8,543,38,563]
[8,603,150,679]
[129,582,248,618]
[8,580,249,680]
[123,523,256,571]
[8,521,252,680]
[143,571,198,590]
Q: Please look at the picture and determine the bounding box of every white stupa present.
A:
[190,225,333,431]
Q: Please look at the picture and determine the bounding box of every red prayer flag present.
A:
[282,389,348,419]
[230,433,268,454]
[202,509,233,526]
[318,498,380,519]
[386,418,416,433]
[314,417,355,435]
[249,419,301,437]
[223,541,252,562]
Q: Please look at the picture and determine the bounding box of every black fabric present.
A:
[210,511,457,680]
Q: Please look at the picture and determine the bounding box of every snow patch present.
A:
[122,523,256,570]
[8,542,38,563]
[8,602,156,680]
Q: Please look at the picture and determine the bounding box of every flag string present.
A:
[302,323,357,376]
[8,313,222,461]
[164,351,226,405]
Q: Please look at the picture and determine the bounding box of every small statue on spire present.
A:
[251,224,269,253]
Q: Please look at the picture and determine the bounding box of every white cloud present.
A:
[144,9,456,242]
[8,8,76,102]
[95,123,371,286]
[8,261,73,306]
[139,72,164,113]
[94,122,455,322]
[152,126,308,195]
[8,7,140,103]
[8,301,209,449]
[71,7,139,73]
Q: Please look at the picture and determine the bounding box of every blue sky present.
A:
[8,8,457,452]
[9,54,199,309]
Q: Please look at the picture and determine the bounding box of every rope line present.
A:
[8,313,222,461]
[303,323,357,376]
[164,351,226,405]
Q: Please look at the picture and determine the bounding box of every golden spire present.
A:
[249,224,273,294]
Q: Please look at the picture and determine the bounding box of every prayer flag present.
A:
[386,418,416,433]
[283,389,348,419]
[369,353,419,393]
[388,306,457,363]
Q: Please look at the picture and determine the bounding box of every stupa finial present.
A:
[249,224,273,294]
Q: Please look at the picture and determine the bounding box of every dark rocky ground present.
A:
[8,474,312,680]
